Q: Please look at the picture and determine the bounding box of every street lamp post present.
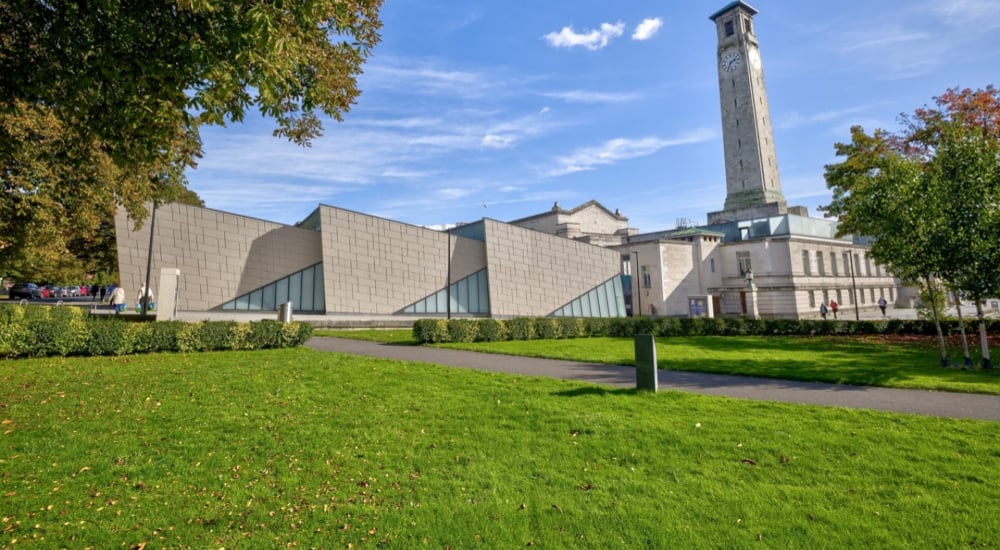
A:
[848,251,860,321]
[745,269,759,320]
[140,201,157,317]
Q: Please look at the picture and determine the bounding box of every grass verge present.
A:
[2,348,998,547]
[318,330,999,394]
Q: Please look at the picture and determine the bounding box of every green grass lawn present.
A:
[317,330,1000,395]
[2,348,998,547]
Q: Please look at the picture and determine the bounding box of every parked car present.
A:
[8,282,42,300]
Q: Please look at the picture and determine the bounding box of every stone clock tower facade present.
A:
[707,1,791,224]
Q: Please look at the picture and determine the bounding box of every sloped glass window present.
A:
[220,263,325,313]
[403,269,490,314]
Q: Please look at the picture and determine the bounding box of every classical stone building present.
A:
[613,1,900,319]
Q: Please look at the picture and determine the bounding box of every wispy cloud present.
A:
[547,129,715,176]
[777,106,868,130]
[541,90,641,103]
[632,18,663,41]
[926,0,1000,30]
[362,57,497,99]
[543,22,625,50]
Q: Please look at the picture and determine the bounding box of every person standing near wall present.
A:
[110,283,126,314]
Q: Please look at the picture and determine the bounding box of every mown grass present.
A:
[313,328,418,344]
[3,348,998,548]
[319,330,1000,395]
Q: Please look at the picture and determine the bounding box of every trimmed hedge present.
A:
[413,316,1000,343]
[0,304,313,358]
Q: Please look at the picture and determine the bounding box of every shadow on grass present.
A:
[551,387,639,398]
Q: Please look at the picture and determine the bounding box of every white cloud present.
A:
[482,134,515,148]
[543,22,625,50]
[542,90,641,103]
[632,18,663,41]
[547,129,715,176]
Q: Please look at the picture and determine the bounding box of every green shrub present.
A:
[558,317,585,339]
[506,317,536,340]
[534,318,562,340]
[476,318,508,342]
[0,304,310,358]
[413,319,450,343]
[582,317,610,337]
[447,319,479,343]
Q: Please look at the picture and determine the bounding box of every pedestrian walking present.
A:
[137,285,154,311]
[830,299,839,319]
[99,285,107,302]
[110,283,126,314]
[878,297,887,317]
[819,303,828,320]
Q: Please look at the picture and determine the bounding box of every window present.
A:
[808,290,815,308]
[710,258,716,273]
[621,255,632,276]
[865,256,872,277]
[725,20,734,36]
[641,266,651,289]
[802,250,811,275]
[830,252,838,276]
[843,252,852,276]
[817,253,825,276]
[822,290,829,305]
[836,289,843,304]
[736,251,752,276]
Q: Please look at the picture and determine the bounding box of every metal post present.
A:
[633,250,642,317]
[446,229,452,319]
[141,201,157,317]
[848,250,859,321]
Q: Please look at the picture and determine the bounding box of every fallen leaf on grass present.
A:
[551,504,563,513]
[579,483,594,491]
[740,458,757,466]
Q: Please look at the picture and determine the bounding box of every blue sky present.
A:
[186,0,1000,233]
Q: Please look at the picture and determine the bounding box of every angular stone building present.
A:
[114,203,626,318]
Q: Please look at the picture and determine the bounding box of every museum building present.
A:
[114,1,902,320]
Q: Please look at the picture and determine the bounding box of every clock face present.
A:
[748,49,761,69]
[721,50,742,72]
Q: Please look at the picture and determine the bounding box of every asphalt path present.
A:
[306,337,1000,422]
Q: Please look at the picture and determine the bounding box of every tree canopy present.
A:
[824,86,999,367]
[1,0,383,282]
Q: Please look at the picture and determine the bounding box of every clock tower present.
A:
[707,1,789,224]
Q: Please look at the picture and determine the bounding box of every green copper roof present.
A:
[709,1,758,22]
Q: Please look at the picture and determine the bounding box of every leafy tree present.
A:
[1,0,383,281]
[824,87,999,369]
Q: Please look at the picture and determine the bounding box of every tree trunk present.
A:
[976,300,993,370]
[925,276,948,367]
[954,292,971,367]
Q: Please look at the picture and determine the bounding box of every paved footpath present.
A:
[306,337,1000,422]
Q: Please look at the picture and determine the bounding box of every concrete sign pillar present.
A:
[634,334,658,392]
[156,268,181,321]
